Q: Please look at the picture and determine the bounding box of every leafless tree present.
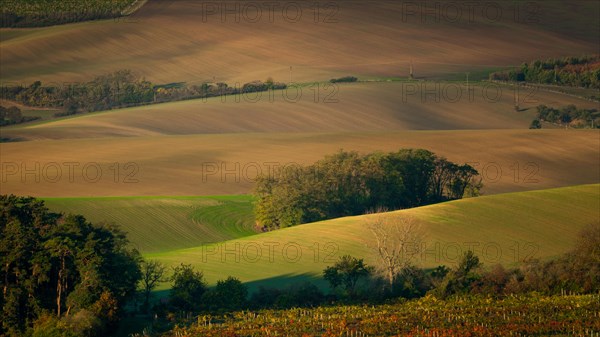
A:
[365,208,425,288]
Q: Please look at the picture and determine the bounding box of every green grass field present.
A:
[43,195,256,253]
[137,184,599,291]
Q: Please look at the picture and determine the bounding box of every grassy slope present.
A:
[146,184,599,289]
[0,1,597,85]
[43,195,256,253]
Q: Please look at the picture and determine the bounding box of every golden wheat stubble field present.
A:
[3,82,598,140]
[1,0,599,199]
[0,1,598,85]
[1,129,599,197]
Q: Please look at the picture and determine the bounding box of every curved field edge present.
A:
[146,184,600,290]
[42,195,257,253]
[3,82,599,140]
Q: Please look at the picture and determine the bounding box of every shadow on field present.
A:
[243,272,329,293]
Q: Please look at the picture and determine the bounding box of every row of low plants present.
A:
[157,294,600,337]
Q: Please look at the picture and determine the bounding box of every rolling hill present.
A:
[43,195,256,253]
[145,184,600,289]
[1,1,598,85]
[2,82,598,140]
[1,129,598,197]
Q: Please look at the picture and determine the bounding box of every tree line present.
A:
[529,104,599,129]
[489,55,600,89]
[0,0,136,27]
[254,149,482,231]
[0,70,287,119]
[323,222,599,301]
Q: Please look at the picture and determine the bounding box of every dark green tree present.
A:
[202,276,247,311]
[0,195,141,336]
[529,119,542,129]
[323,255,371,298]
[435,250,482,298]
[169,264,207,312]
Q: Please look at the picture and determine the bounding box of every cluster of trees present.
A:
[435,226,600,298]
[254,149,481,230]
[1,70,154,116]
[142,264,248,315]
[0,70,287,118]
[0,0,136,27]
[530,104,599,129]
[153,265,324,314]
[153,79,286,103]
[489,55,600,89]
[0,195,142,337]
[0,106,39,126]
[329,76,358,83]
[152,266,325,315]
[141,262,327,319]
[322,224,600,302]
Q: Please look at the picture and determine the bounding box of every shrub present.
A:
[529,119,542,129]
[323,255,371,299]
[329,76,358,83]
[433,250,482,298]
[169,264,207,312]
[202,276,247,312]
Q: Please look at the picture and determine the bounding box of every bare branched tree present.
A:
[365,208,425,288]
